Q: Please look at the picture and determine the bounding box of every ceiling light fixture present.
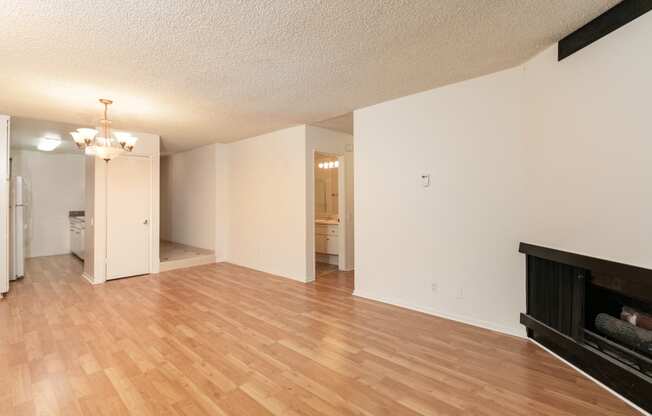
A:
[70,99,138,162]
[37,136,61,152]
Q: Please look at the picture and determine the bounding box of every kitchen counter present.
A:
[315,219,339,225]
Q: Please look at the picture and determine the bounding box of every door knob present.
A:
[143,219,149,225]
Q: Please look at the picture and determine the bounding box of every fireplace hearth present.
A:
[519,243,652,413]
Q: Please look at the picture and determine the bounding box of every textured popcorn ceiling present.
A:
[0,1,618,153]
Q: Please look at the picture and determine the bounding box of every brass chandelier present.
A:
[70,99,138,161]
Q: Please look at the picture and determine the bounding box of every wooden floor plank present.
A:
[0,255,641,415]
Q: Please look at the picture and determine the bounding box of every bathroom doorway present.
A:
[314,151,353,287]
[315,152,339,275]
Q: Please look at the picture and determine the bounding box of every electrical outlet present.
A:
[456,288,464,299]
[431,283,438,292]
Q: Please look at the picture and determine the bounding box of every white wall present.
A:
[524,13,652,269]
[354,12,652,337]
[152,125,355,281]
[227,126,309,281]
[11,149,85,258]
[355,66,528,337]
[214,143,228,261]
[160,144,215,250]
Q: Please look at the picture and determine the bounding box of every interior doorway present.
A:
[7,117,87,285]
[158,153,216,272]
[314,151,354,288]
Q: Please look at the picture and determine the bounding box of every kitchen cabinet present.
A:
[70,217,85,260]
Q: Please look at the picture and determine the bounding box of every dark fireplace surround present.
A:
[519,243,652,413]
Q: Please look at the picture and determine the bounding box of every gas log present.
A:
[595,313,652,358]
[621,306,652,331]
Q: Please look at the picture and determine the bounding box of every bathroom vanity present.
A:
[315,219,338,255]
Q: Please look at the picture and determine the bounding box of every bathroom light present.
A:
[37,136,62,152]
[318,160,340,169]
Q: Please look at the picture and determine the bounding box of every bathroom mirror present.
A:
[315,153,339,219]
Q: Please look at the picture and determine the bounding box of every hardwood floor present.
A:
[315,263,354,292]
[0,255,640,415]
[160,240,214,262]
[315,262,338,278]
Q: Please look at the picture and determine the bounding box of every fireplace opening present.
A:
[584,281,652,376]
[520,243,652,412]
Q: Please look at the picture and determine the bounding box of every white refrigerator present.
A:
[10,176,26,280]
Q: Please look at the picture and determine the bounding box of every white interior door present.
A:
[106,156,151,280]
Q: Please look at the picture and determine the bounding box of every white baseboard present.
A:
[81,272,100,285]
[353,289,525,338]
[530,339,649,416]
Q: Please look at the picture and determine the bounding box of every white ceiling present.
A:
[0,1,618,153]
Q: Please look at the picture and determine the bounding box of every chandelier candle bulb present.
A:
[114,132,139,151]
[70,131,84,148]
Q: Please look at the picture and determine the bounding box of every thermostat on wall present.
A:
[421,174,431,187]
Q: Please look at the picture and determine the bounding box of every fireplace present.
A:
[519,243,652,413]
